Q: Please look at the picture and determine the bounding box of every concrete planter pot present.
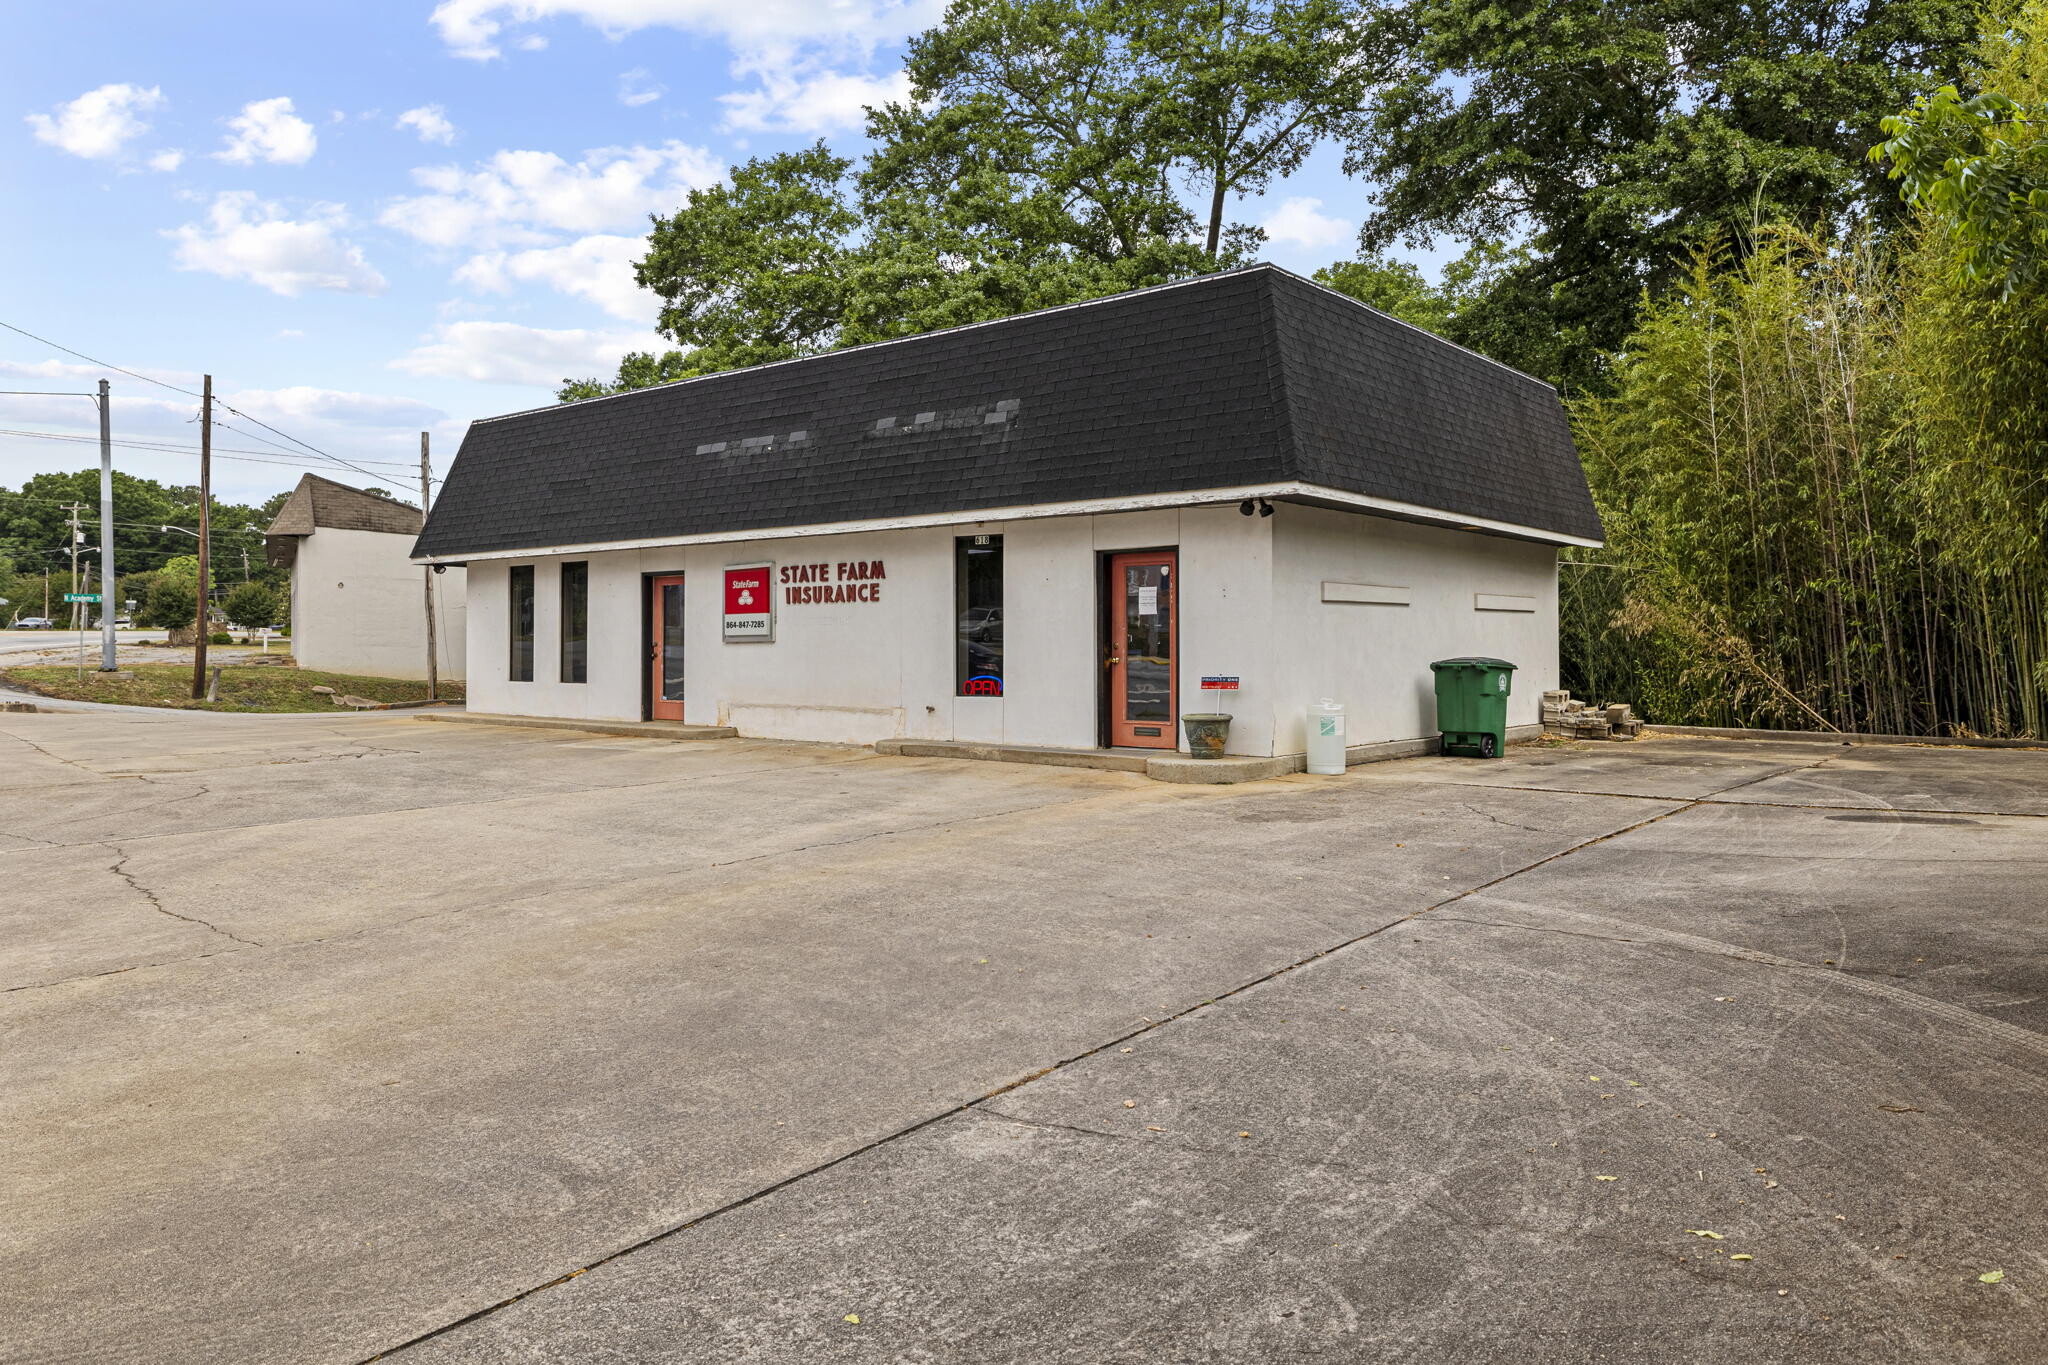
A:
[1181,713,1233,759]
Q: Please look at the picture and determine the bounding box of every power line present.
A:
[0,318,429,496]
[0,426,414,468]
[0,320,206,400]
[204,417,424,487]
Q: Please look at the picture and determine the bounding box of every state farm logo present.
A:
[722,564,775,641]
[724,571,767,614]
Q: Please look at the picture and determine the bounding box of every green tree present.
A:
[1312,239,1527,335]
[1134,0,1386,255]
[559,350,698,403]
[567,0,1388,398]
[1884,0,2048,712]
[141,558,199,632]
[223,581,280,629]
[0,469,276,587]
[1314,256,1455,330]
[1346,0,1979,388]
[1875,3,2048,296]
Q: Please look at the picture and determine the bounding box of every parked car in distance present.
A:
[12,617,55,629]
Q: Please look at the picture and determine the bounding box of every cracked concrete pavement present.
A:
[2,708,2044,1364]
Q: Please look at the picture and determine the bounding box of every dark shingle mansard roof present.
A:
[414,264,1601,559]
[269,474,423,537]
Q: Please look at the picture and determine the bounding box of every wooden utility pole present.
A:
[420,431,438,701]
[191,375,212,699]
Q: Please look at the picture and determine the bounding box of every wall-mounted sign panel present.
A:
[1200,676,1240,690]
[1322,582,1411,605]
[723,563,775,641]
[1473,593,1538,613]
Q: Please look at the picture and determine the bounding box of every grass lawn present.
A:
[5,663,462,713]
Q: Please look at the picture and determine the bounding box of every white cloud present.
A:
[397,105,458,145]
[719,61,907,133]
[429,0,941,61]
[617,68,665,107]
[1261,196,1352,251]
[394,319,668,387]
[517,34,550,50]
[216,97,317,165]
[147,148,185,172]
[380,140,720,249]
[456,234,651,320]
[26,83,164,159]
[167,192,387,297]
[224,385,443,431]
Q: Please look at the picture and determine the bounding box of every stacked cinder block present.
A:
[1540,690,1644,740]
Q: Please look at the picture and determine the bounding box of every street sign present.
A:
[64,593,102,603]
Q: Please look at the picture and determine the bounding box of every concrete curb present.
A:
[414,712,739,741]
[873,740,1149,773]
[1647,724,2046,751]
[874,726,1543,784]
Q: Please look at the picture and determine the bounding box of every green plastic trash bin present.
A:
[1430,657,1517,759]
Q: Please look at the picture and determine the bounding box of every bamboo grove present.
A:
[1561,5,2048,739]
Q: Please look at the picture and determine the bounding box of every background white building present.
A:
[266,474,465,681]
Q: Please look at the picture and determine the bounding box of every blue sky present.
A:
[3,1,1396,508]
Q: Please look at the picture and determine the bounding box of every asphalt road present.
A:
[0,628,168,659]
[2,710,2042,1364]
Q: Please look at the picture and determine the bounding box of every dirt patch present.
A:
[4,662,462,712]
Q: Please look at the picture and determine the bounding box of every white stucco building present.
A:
[414,266,1600,759]
[266,474,466,681]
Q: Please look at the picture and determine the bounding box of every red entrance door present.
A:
[1106,550,1177,749]
[648,574,685,720]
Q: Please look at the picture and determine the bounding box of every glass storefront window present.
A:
[509,564,534,682]
[560,562,587,683]
[956,535,1003,695]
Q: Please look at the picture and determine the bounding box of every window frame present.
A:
[954,534,1004,697]
[559,561,588,684]
[508,564,535,683]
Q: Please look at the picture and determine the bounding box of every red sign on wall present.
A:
[722,563,774,641]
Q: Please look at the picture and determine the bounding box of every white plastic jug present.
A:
[1306,698,1346,775]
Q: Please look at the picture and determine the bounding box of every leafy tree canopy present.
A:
[1875,1,2048,296]
[1312,238,1529,337]
[223,580,281,629]
[0,469,272,585]
[561,0,1388,400]
[1345,0,1980,388]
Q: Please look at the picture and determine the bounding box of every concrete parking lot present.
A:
[3,707,2044,1364]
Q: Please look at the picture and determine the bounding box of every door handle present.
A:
[1105,657,1121,665]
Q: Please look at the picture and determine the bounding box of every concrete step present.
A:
[415,712,738,741]
[874,730,1542,784]
[874,738,1152,773]
[874,737,1301,784]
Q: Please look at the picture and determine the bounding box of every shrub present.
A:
[140,578,196,630]
[223,581,279,630]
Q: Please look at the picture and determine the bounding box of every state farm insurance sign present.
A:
[722,563,774,642]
